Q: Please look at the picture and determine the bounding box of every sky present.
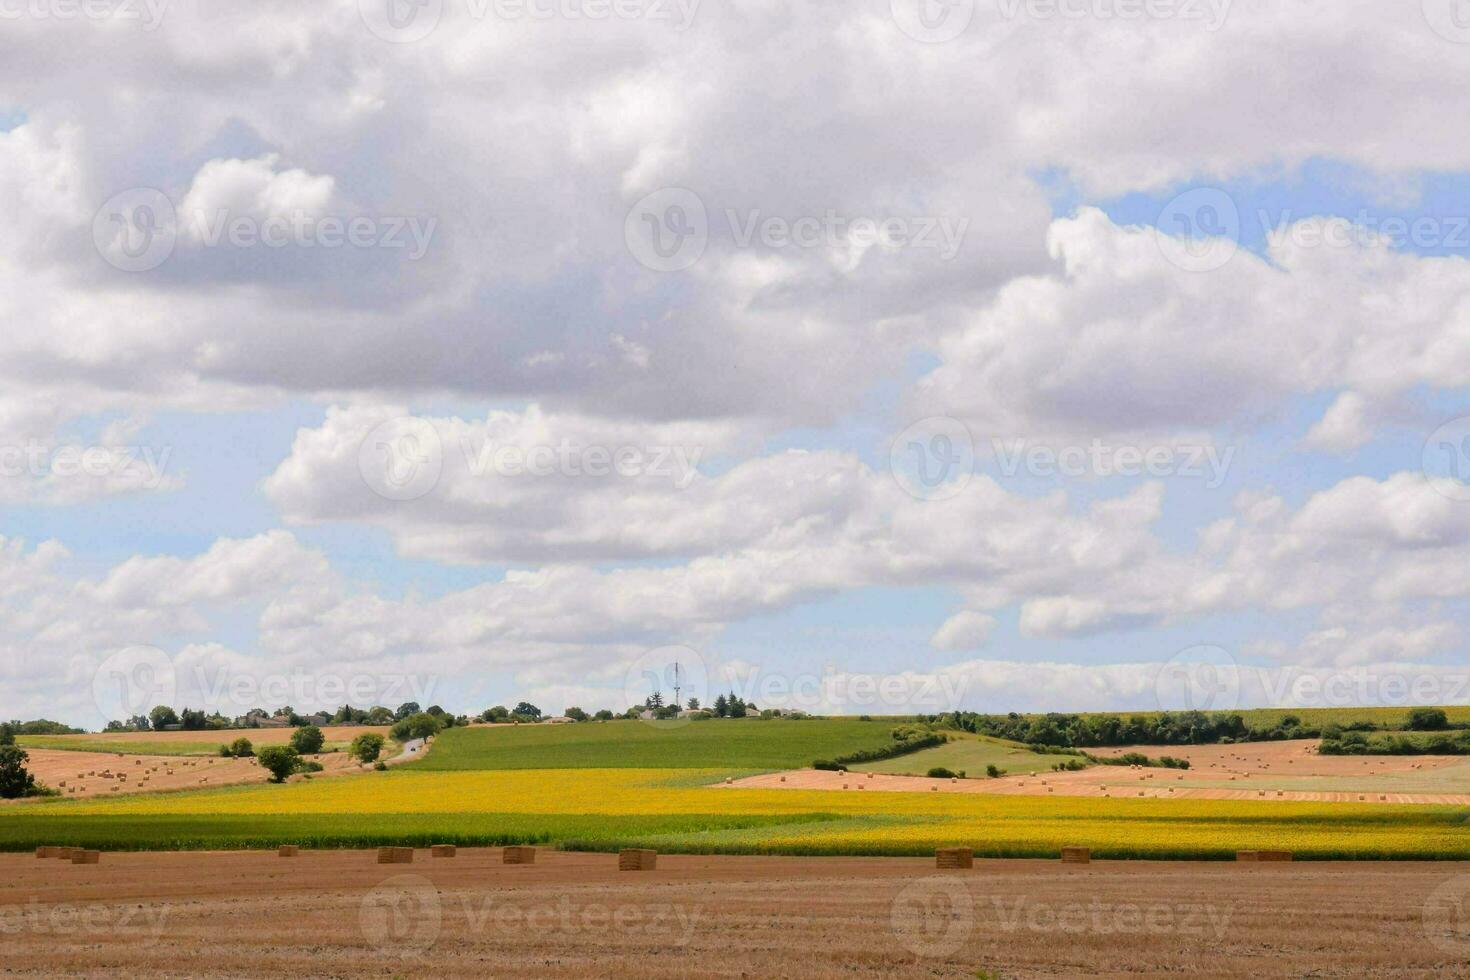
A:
[5,0,1470,730]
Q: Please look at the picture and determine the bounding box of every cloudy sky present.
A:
[6,0,1470,728]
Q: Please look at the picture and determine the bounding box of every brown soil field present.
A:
[2,849,1468,977]
[731,740,1470,805]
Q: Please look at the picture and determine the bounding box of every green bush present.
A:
[349,732,386,764]
[927,767,958,779]
[985,764,1004,778]
[0,745,38,798]
[227,737,255,758]
[255,746,300,783]
[289,725,325,755]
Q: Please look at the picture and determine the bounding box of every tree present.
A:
[366,706,394,724]
[256,745,300,783]
[0,723,13,746]
[646,691,664,709]
[395,702,421,721]
[290,725,325,755]
[149,705,179,730]
[1408,708,1450,731]
[687,698,700,711]
[228,737,255,758]
[482,705,510,723]
[594,710,615,721]
[513,702,543,721]
[349,732,387,764]
[391,712,444,742]
[565,707,589,722]
[713,694,728,718]
[0,746,39,798]
[179,708,207,730]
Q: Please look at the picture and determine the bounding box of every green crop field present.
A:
[4,719,1468,860]
[848,735,1046,776]
[412,718,904,771]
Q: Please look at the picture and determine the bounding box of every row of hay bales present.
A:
[34,846,100,864]
[931,847,1293,867]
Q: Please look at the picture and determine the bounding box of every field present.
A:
[4,849,1469,977]
[4,720,1470,860]
[977,705,1470,730]
[16,725,390,757]
[848,734,1041,776]
[413,718,903,770]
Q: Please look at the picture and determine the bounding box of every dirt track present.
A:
[731,740,1470,805]
[2,849,1468,977]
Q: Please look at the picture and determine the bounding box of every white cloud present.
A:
[929,611,997,652]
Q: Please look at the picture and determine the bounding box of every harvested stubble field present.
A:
[744,739,1470,805]
[3,849,1469,978]
[16,725,390,757]
[6,747,375,802]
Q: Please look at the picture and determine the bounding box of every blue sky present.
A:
[6,2,1470,728]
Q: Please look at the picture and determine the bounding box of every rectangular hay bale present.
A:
[618,848,658,871]
[377,847,414,865]
[278,845,299,857]
[1237,850,1292,862]
[502,846,536,865]
[431,844,457,858]
[935,847,974,869]
[71,850,101,865]
[1060,847,1091,865]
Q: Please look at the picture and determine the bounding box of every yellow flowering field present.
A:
[13,768,1468,859]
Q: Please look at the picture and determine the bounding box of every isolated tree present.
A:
[149,705,179,730]
[395,702,421,721]
[349,732,387,764]
[0,745,38,798]
[687,698,700,711]
[513,702,543,720]
[290,725,325,755]
[228,737,255,758]
[256,746,300,783]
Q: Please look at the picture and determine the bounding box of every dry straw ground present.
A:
[2,849,1468,977]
